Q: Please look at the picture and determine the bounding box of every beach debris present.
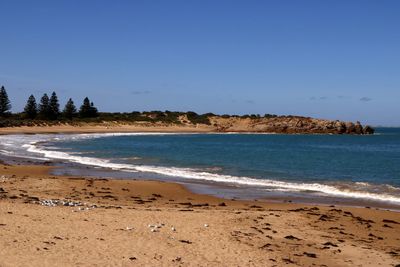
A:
[318,215,332,221]
[322,241,338,247]
[284,235,301,241]
[148,223,164,232]
[282,258,296,264]
[39,199,82,207]
[1,175,9,182]
[126,226,134,231]
[172,257,182,262]
[36,198,97,212]
[259,243,272,249]
[171,227,176,232]
[179,239,192,244]
[303,252,317,258]
[204,224,209,228]
[382,219,399,224]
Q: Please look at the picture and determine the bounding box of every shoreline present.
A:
[1,163,400,266]
[4,150,400,212]
[1,129,399,211]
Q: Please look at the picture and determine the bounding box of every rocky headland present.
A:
[209,116,374,134]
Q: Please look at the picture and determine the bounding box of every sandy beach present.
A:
[0,124,215,135]
[0,162,399,267]
[2,0,399,265]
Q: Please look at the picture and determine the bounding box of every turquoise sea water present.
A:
[1,128,399,207]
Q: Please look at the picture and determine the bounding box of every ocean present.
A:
[1,128,400,208]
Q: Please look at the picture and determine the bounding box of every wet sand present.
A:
[0,163,399,266]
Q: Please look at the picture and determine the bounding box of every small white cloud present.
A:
[131,90,151,95]
[360,97,372,102]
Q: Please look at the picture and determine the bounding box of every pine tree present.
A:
[0,86,12,116]
[89,102,98,117]
[79,97,98,118]
[49,91,60,120]
[24,95,38,119]
[63,98,77,119]
[39,93,50,119]
[79,97,91,118]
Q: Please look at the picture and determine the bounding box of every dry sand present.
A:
[0,163,399,266]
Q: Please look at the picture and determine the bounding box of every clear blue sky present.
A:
[1,1,399,126]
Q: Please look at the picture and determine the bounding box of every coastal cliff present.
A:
[208,116,374,134]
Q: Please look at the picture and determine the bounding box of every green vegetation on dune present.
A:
[0,85,280,127]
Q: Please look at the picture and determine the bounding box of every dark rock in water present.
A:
[345,122,355,134]
[336,122,347,134]
[363,125,374,134]
[354,121,364,134]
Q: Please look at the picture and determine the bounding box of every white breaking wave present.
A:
[0,133,400,204]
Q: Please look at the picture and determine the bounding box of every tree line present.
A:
[0,86,98,120]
